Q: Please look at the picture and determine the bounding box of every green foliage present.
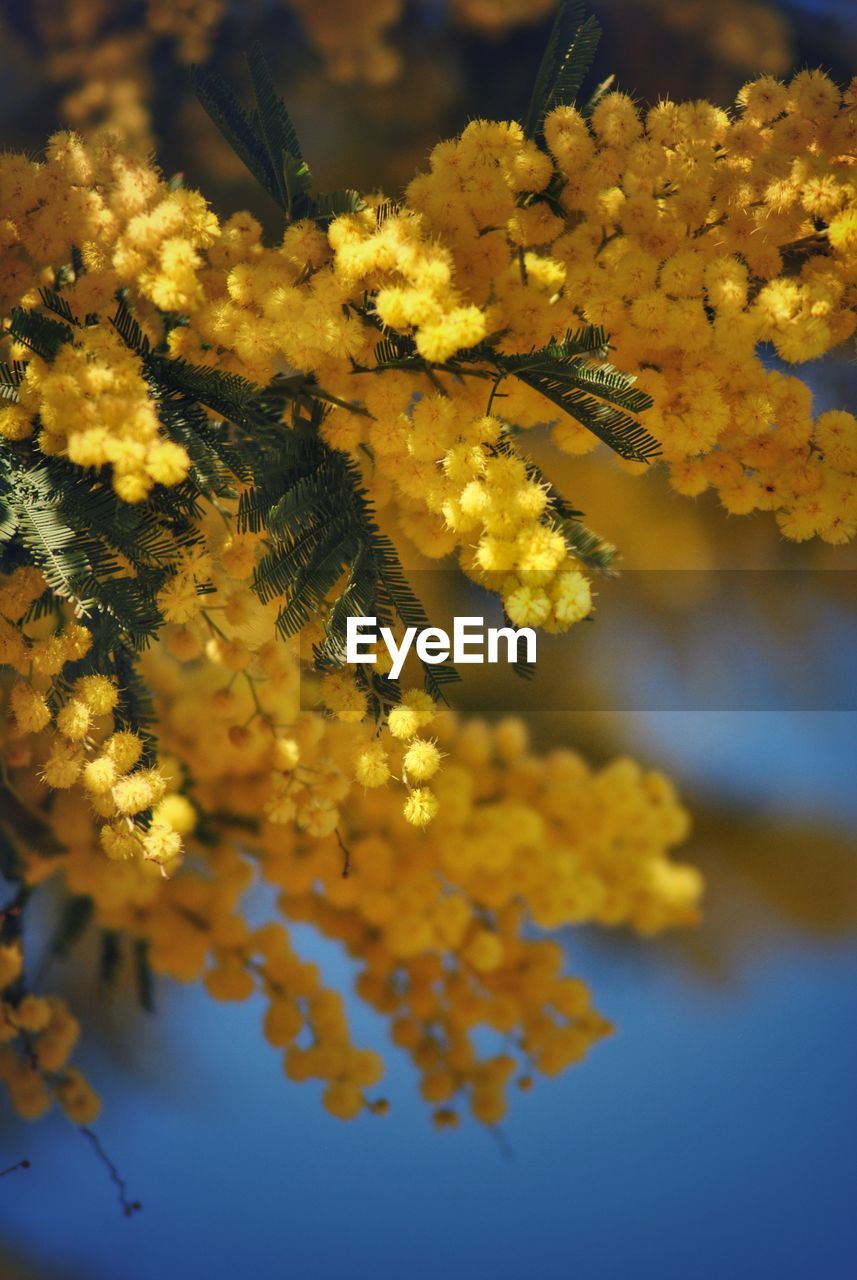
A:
[0,445,190,648]
[368,323,657,463]
[498,330,659,463]
[191,62,281,201]
[238,418,459,703]
[8,305,74,360]
[525,0,602,139]
[192,45,363,224]
[0,360,26,405]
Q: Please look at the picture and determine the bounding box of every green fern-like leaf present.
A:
[514,370,659,461]
[246,44,304,166]
[240,430,458,701]
[110,299,151,355]
[8,306,73,360]
[11,480,101,605]
[310,189,366,222]
[246,43,311,217]
[525,1,601,139]
[0,500,18,546]
[317,544,381,667]
[0,360,26,404]
[190,63,280,205]
[38,288,82,329]
[499,332,659,463]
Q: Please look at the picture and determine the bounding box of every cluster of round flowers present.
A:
[0,939,101,1125]
[151,512,459,835]
[9,617,699,1125]
[1,494,701,1127]
[4,76,856,579]
[0,565,183,872]
[1,132,214,320]
[354,689,445,827]
[538,77,857,543]
[164,83,857,587]
[174,198,600,626]
[2,66,855,1130]
[0,131,220,498]
[10,327,190,502]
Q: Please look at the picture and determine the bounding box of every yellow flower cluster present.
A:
[165,191,597,628]
[151,512,446,832]
[300,713,696,1123]
[0,132,223,496]
[0,565,181,871]
[7,71,856,540]
[0,566,87,674]
[159,85,857,634]
[14,328,189,502]
[2,499,700,1127]
[3,55,854,1135]
[539,79,857,543]
[13,647,698,1126]
[0,939,101,1125]
[353,689,445,826]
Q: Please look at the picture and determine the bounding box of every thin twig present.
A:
[80,1127,141,1217]
[335,829,352,878]
[0,1158,30,1177]
[485,371,506,417]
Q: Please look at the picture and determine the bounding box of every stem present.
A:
[485,371,507,417]
[80,1127,142,1218]
[335,829,352,878]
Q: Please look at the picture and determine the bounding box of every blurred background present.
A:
[1,0,856,1276]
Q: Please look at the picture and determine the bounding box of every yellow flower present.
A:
[402,786,439,827]
[403,738,441,783]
